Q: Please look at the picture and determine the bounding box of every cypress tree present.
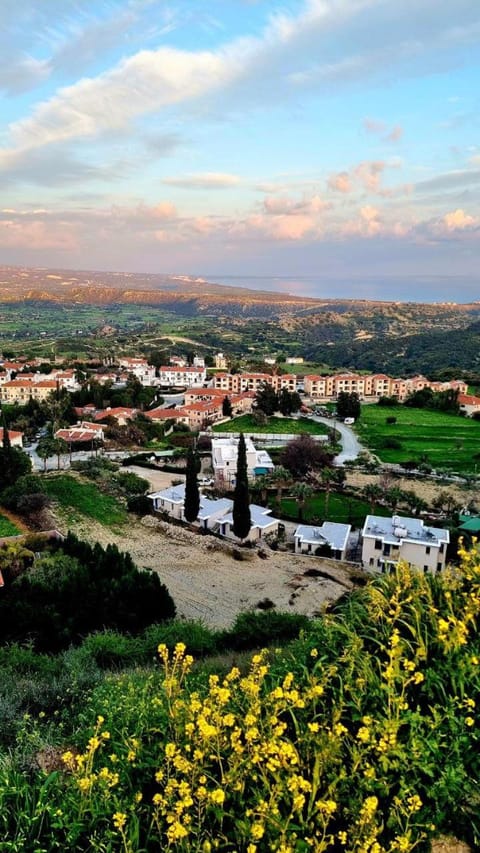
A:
[184,447,200,522]
[232,432,251,540]
[2,415,11,453]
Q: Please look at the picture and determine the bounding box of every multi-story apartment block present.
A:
[304,372,467,402]
[213,372,297,394]
[158,366,207,387]
[0,379,58,404]
[361,515,449,574]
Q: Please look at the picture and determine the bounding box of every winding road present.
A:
[309,416,363,465]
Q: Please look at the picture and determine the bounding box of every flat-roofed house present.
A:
[148,483,186,519]
[361,514,449,574]
[294,522,351,560]
[218,504,280,542]
[212,436,274,488]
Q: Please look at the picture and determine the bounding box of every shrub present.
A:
[382,437,402,449]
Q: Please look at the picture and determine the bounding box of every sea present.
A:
[204,275,480,304]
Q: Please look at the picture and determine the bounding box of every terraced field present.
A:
[356,405,480,474]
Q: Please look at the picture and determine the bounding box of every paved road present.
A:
[309,416,363,465]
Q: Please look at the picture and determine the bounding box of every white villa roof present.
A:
[148,483,186,504]
[221,504,279,529]
[362,514,449,546]
[197,497,233,520]
[295,522,351,552]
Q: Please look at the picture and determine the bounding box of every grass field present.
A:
[276,491,390,528]
[43,475,127,528]
[0,515,21,537]
[213,415,330,435]
[356,405,480,474]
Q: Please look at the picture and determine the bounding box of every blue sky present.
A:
[0,0,479,298]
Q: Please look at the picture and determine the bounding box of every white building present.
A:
[118,358,157,386]
[158,366,207,387]
[148,483,186,519]
[294,523,351,560]
[214,352,228,369]
[218,504,280,542]
[211,436,274,487]
[193,356,205,368]
[361,514,449,574]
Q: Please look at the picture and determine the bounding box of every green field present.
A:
[0,515,21,537]
[277,491,390,528]
[213,415,329,435]
[356,405,480,473]
[43,475,127,527]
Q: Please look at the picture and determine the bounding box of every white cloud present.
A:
[442,208,478,231]
[162,173,241,189]
[2,0,479,164]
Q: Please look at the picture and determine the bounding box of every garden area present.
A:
[42,474,129,528]
[213,414,330,435]
[276,490,391,527]
[355,404,480,474]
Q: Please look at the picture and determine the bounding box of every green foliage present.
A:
[114,471,149,495]
[232,433,251,539]
[336,390,361,419]
[0,533,176,652]
[221,610,310,650]
[3,550,480,849]
[0,446,31,490]
[213,414,329,435]
[356,404,480,473]
[222,395,232,417]
[42,474,127,527]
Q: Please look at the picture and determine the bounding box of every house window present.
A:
[374,539,382,550]
[437,562,442,572]
[383,544,391,556]
[425,546,430,555]
[439,544,444,553]
[369,557,374,566]
[424,565,428,572]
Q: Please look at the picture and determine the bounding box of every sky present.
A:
[0,0,479,299]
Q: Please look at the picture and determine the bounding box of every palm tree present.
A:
[291,482,313,521]
[253,474,271,507]
[270,466,292,507]
[362,483,384,514]
[320,468,337,519]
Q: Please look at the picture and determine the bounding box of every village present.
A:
[0,345,476,617]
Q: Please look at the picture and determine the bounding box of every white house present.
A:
[148,483,186,519]
[294,523,351,560]
[361,514,450,574]
[212,436,274,487]
[218,504,280,542]
[197,497,233,531]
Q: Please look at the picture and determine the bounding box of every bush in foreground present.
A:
[2,545,480,850]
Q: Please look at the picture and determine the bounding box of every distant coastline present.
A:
[203,274,480,303]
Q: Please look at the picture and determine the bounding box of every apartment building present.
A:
[213,372,297,394]
[158,366,207,387]
[304,372,467,402]
[0,379,58,404]
[361,514,449,574]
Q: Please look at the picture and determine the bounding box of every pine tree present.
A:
[184,447,200,522]
[222,396,233,417]
[232,433,251,540]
